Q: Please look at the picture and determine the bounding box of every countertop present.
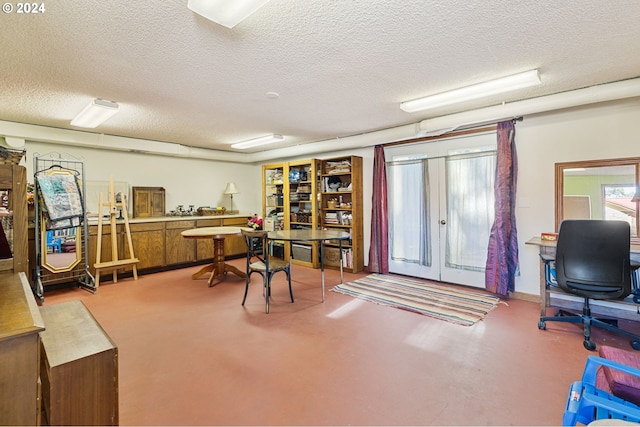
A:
[86,213,251,225]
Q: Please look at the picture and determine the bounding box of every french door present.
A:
[387,133,496,288]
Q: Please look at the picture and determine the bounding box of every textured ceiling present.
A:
[1,0,640,154]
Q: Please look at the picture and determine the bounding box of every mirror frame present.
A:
[39,168,83,273]
[40,224,82,273]
[555,156,640,243]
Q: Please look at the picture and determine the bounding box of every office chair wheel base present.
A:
[630,340,640,351]
[538,320,546,330]
[583,340,596,351]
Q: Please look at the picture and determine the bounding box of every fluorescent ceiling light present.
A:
[231,134,284,149]
[188,0,272,28]
[400,70,541,113]
[70,98,119,128]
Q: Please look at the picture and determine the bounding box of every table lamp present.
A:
[224,182,239,214]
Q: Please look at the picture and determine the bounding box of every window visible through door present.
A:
[386,133,497,288]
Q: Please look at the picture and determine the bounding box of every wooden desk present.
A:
[268,229,350,302]
[526,237,640,321]
[0,272,44,426]
[181,226,248,286]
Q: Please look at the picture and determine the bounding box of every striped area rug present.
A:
[331,274,501,326]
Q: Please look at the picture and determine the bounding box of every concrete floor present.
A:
[41,259,640,426]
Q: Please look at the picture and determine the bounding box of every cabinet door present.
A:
[128,223,165,269]
[132,187,165,218]
[133,191,151,217]
[165,221,196,265]
[150,191,165,217]
[222,218,248,256]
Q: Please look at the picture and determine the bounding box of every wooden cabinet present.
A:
[79,216,250,282]
[0,271,45,426]
[165,220,197,265]
[195,218,222,261]
[39,300,118,426]
[0,164,28,274]
[128,222,165,269]
[87,224,124,277]
[320,156,364,273]
[194,217,248,261]
[223,217,249,256]
[132,186,165,218]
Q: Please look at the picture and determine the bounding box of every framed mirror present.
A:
[555,157,640,242]
[40,225,82,272]
[37,168,83,273]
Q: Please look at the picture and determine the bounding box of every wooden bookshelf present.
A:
[319,156,363,273]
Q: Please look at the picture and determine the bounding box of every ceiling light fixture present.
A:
[400,69,541,113]
[187,0,272,28]
[231,134,284,149]
[70,98,119,128]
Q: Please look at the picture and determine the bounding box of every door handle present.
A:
[440,220,446,225]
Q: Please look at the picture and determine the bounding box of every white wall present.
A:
[304,98,640,297]
[16,97,640,297]
[23,141,261,216]
[513,98,640,296]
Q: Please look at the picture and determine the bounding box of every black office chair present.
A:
[538,219,640,351]
[241,229,293,314]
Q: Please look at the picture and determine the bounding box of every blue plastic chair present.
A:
[564,355,640,425]
[46,230,62,253]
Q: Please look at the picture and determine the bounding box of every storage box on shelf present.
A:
[320,156,363,273]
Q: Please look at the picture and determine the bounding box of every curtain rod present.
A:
[383,116,523,148]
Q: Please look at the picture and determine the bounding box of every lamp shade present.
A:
[224,182,239,195]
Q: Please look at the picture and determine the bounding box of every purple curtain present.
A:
[485,120,519,296]
[367,145,389,273]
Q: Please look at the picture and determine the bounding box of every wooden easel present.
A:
[94,177,139,287]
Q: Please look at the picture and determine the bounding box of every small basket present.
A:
[296,212,311,223]
[197,207,226,216]
[0,147,26,165]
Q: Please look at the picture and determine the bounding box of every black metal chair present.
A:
[538,219,640,351]
[241,229,293,314]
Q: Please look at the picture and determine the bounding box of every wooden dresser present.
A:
[39,300,119,425]
[0,271,45,426]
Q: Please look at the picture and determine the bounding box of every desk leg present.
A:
[539,257,548,317]
[339,239,344,284]
[320,241,325,302]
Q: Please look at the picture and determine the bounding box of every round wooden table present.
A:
[181,226,249,287]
